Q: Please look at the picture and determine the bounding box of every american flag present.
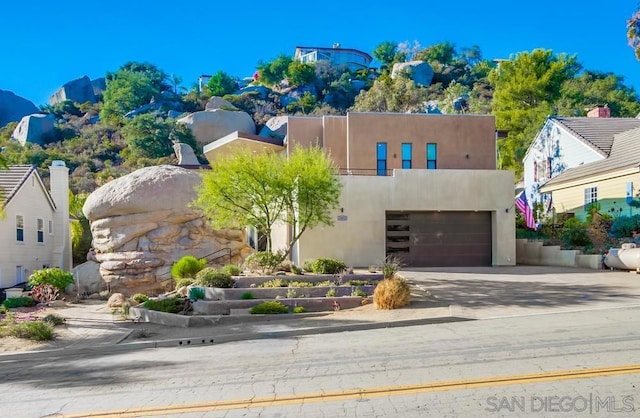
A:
[515,192,537,230]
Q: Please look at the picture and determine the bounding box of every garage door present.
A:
[386,211,492,267]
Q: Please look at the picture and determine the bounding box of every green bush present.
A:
[610,214,640,238]
[240,291,255,300]
[174,277,195,289]
[195,268,235,288]
[0,305,6,314]
[9,321,54,341]
[288,281,314,288]
[291,265,303,275]
[188,287,205,301]
[28,268,74,292]
[42,314,65,326]
[259,278,289,288]
[220,264,242,276]
[302,260,314,272]
[131,293,149,303]
[292,306,306,314]
[249,301,289,314]
[561,218,592,248]
[171,255,207,280]
[244,251,285,274]
[2,296,36,309]
[311,258,346,274]
[143,297,187,314]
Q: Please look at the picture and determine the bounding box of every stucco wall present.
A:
[287,117,323,149]
[0,172,56,287]
[289,169,515,268]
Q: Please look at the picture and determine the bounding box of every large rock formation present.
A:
[259,116,288,140]
[391,61,434,87]
[11,113,56,145]
[49,75,97,105]
[0,90,39,127]
[205,96,238,111]
[82,165,253,295]
[177,109,256,147]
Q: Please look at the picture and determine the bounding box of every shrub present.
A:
[373,277,411,310]
[220,264,242,276]
[9,321,54,341]
[240,291,255,300]
[378,255,404,279]
[249,301,289,314]
[28,268,74,292]
[0,305,6,314]
[131,293,149,303]
[610,214,640,238]
[174,277,195,289]
[302,260,314,273]
[561,218,592,248]
[188,287,205,301]
[259,278,289,288]
[171,255,207,280]
[311,258,346,274]
[195,268,235,288]
[2,296,36,309]
[291,265,303,275]
[42,314,65,326]
[288,281,314,288]
[30,284,60,303]
[286,288,297,298]
[143,297,187,314]
[293,306,306,313]
[351,286,368,297]
[244,251,285,274]
[325,287,337,297]
[346,279,376,286]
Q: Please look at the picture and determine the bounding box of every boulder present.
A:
[11,114,56,146]
[280,85,318,107]
[83,165,253,296]
[205,96,238,111]
[0,90,39,127]
[49,75,96,105]
[259,116,288,140]
[91,77,106,97]
[107,293,127,308]
[391,61,434,87]
[69,260,107,295]
[177,109,256,147]
[173,142,200,165]
[234,85,271,100]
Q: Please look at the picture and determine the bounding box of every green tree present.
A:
[121,114,197,160]
[285,91,318,114]
[287,61,316,86]
[488,49,580,176]
[100,71,159,125]
[205,71,238,97]
[415,41,457,66]
[69,191,92,266]
[194,146,341,257]
[440,80,470,114]
[112,61,170,92]
[256,54,293,86]
[352,74,427,113]
[372,41,407,68]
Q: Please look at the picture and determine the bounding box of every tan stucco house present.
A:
[0,161,71,288]
[204,112,516,268]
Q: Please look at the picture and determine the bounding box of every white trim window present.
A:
[37,218,44,244]
[16,215,24,242]
[584,187,598,209]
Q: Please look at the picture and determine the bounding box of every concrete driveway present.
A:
[402,265,640,319]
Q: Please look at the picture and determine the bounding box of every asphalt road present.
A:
[1,305,639,417]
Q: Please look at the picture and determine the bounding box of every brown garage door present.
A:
[386,211,492,267]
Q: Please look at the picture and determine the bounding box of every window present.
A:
[584,187,598,209]
[426,143,437,169]
[377,142,387,176]
[16,215,24,242]
[48,219,53,235]
[37,218,44,244]
[401,143,412,169]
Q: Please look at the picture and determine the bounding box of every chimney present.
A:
[49,160,71,272]
[587,105,610,118]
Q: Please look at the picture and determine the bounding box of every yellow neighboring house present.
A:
[0,161,71,288]
[540,127,640,220]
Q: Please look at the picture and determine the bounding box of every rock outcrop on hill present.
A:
[11,113,56,145]
[177,109,256,147]
[0,90,39,127]
[82,165,252,295]
[391,61,434,87]
[49,75,97,105]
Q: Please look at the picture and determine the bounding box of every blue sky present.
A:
[1,1,639,107]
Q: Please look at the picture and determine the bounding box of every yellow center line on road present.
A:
[63,364,640,417]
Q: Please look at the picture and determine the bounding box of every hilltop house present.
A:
[203,112,515,268]
[540,127,640,220]
[294,45,373,71]
[0,162,71,288]
[522,107,640,215]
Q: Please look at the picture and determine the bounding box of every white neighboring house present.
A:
[0,161,71,288]
[522,106,640,213]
